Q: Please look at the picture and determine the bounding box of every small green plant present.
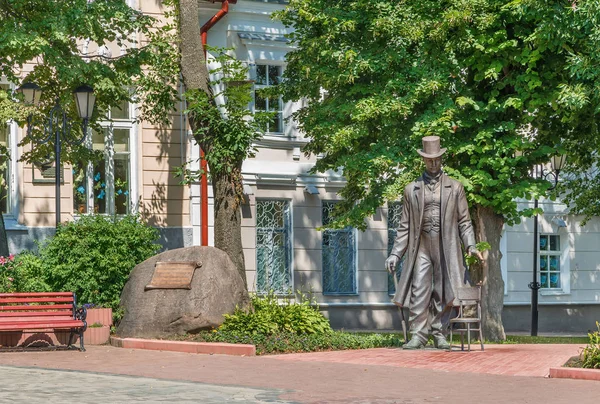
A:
[89,322,104,328]
[581,321,600,369]
[219,291,332,336]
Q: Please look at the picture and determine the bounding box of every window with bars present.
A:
[322,202,357,295]
[387,202,404,295]
[256,200,292,294]
[539,234,561,289]
[73,101,131,215]
[253,64,283,134]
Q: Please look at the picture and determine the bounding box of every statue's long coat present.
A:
[390,173,476,308]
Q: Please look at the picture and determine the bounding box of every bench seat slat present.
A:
[0,297,74,304]
[0,320,84,331]
[0,304,74,311]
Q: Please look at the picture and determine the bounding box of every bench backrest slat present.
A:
[0,297,74,304]
[0,304,74,312]
[0,292,74,298]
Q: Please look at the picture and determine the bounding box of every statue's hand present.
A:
[468,246,484,262]
[385,255,400,274]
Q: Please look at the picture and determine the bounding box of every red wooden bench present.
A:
[0,292,87,351]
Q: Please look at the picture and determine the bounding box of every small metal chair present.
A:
[449,286,484,351]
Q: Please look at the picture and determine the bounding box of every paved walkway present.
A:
[0,344,597,403]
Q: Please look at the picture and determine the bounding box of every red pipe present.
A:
[198,0,237,246]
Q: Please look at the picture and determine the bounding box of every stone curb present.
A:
[549,367,600,381]
[110,336,256,356]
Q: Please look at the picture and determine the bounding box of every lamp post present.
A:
[17,83,96,227]
[529,154,566,336]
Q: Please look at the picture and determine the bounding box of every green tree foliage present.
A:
[0,0,179,165]
[175,47,272,184]
[278,0,600,339]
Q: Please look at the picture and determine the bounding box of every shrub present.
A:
[39,214,160,312]
[581,321,600,369]
[0,254,17,293]
[10,251,50,292]
[219,292,332,336]
[184,330,403,355]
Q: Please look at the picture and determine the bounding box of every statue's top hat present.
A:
[417,136,446,158]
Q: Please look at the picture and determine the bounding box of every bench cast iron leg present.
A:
[67,330,74,349]
[79,328,85,352]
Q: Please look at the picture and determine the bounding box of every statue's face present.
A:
[423,157,442,176]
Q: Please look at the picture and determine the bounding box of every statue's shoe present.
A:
[433,336,451,350]
[402,338,425,350]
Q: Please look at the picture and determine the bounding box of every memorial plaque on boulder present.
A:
[117,246,250,339]
[144,261,202,290]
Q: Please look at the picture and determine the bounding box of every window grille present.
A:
[322,202,356,295]
[387,202,404,294]
[256,200,292,294]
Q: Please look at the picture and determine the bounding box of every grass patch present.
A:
[501,335,589,344]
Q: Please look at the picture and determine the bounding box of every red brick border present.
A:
[110,337,255,356]
[549,367,600,381]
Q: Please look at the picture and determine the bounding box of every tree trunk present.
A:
[211,166,247,288]
[177,0,247,287]
[470,204,506,341]
[177,0,211,96]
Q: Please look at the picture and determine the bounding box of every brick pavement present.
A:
[0,344,597,403]
[270,343,585,377]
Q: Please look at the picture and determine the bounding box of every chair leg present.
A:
[449,326,453,351]
[467,323,471,352]
[460,329,464,351]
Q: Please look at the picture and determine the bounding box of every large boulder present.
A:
[117,246,250,338]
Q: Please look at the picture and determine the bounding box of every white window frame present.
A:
[251,63,285,135]
[75,102,136,216]
[539,231,571,296]
[0,81,19,222]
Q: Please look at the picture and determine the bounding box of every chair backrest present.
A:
[456,286,481,318]
[457,286,481,302]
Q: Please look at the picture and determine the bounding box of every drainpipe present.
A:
[198,0,237,246]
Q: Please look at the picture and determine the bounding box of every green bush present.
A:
[38,214,160,312]
[581,322,600,369]
[12,251,50,293]
[219,292,332,336]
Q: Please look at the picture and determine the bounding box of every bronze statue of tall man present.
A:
[386,136,483,349]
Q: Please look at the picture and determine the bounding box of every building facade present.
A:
[2,0,598,334]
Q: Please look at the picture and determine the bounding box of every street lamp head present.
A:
[73,84,96,121]
[550,153,567,173]
[17,82,42,106]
